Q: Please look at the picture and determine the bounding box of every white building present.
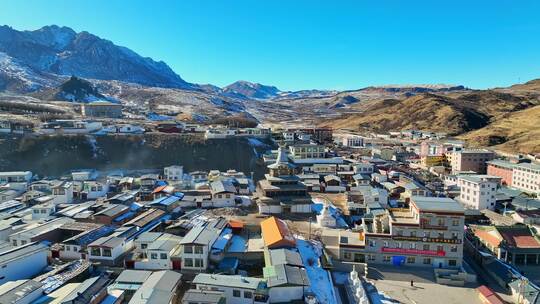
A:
[511,162,540,196]
[40,120,103,134]
[354,163,374,174]
[87,227,135,266]
[342,135,364,147]
[82,180,109,200]
[192,273,269,304]
[0,171,32,184]
[134,233,182,270]
[282,131,295,141]
[178,219,225,272]
[210,180,237,207]
[31,202,56,220]
[9,217,74,247]
[51,181,74,204]
[0,243,48,284]
[456,175,500,210]
[164,165,184,181]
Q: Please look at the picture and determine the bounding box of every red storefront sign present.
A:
[381,247,445,256]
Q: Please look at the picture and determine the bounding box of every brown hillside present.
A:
[458,105,540,154]
[323,93,491,135]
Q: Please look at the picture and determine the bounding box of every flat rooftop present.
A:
[411,196,465,213]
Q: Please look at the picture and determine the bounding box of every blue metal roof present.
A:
[150,195,181,206]
[212,228,233,251]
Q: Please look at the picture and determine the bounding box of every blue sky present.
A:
[1,0,539,91]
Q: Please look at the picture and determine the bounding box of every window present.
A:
[40,209,46,214]
[184,246,193,254]
[151,253,158,259]
[91,247,101,256]
[195,258,203,268]
[244,291,253,299]
[33,210,39,214]
[438,232,444,239]
[409,243,416,249]
[383,241,388,247]
[396,242,402,248]
[102,249,112,257]
[437,245,444,252]
[194,246,203,254]
[450,246,458,252]
[383,256,391,262]
[184,258,193,267]
[423,258,431,265]
[160,253,167,259]
[449,260,457,267]
[343,252,352,260]
[423,244,430,251]
[21,240,27,245]
[65,245,70,251]
[407,257,415,264]
[410,231,416,237]
[368,254,376,261]
[233,290,241,297]
[141,244,147,249]
[452,219,459,226]
[451,232,459,239]
[340,236,349,244]
[369,240,376,247]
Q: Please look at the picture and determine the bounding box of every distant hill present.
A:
[459,105,540,154]
[322,93,491,135]
[223,81,281,99]
[321,82,540,153]
[32,76,107,102]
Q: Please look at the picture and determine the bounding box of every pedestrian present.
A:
[411,280,414,287]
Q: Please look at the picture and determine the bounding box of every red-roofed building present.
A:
[260,217,296,249]
[472,225,540,265]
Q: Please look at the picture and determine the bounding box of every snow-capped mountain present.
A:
[0,25,192,91]
[223,81,281,99]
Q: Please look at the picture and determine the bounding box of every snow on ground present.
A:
[296,239,338,304]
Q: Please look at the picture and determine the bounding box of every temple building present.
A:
[256,145,313,214]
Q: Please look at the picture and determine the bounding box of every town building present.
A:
[0,279,44,304]
[210,180,237,207]
[486,159,515,186]
[81,101,123,118]
[0,242,49,284]
[178,218,227,272]
[511,162,540,196]
[164,165,184,181]
[256,146,312,214]
[191,273,269,304]
[470,225,540,265]
[40,120,103,134]
[87,226,136,266]
[448,149,495,174]
[341,134,364,147]
[325,196,465,268]
[455,175,501,210]
[127,270,182,304]
[289,143,326,160]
